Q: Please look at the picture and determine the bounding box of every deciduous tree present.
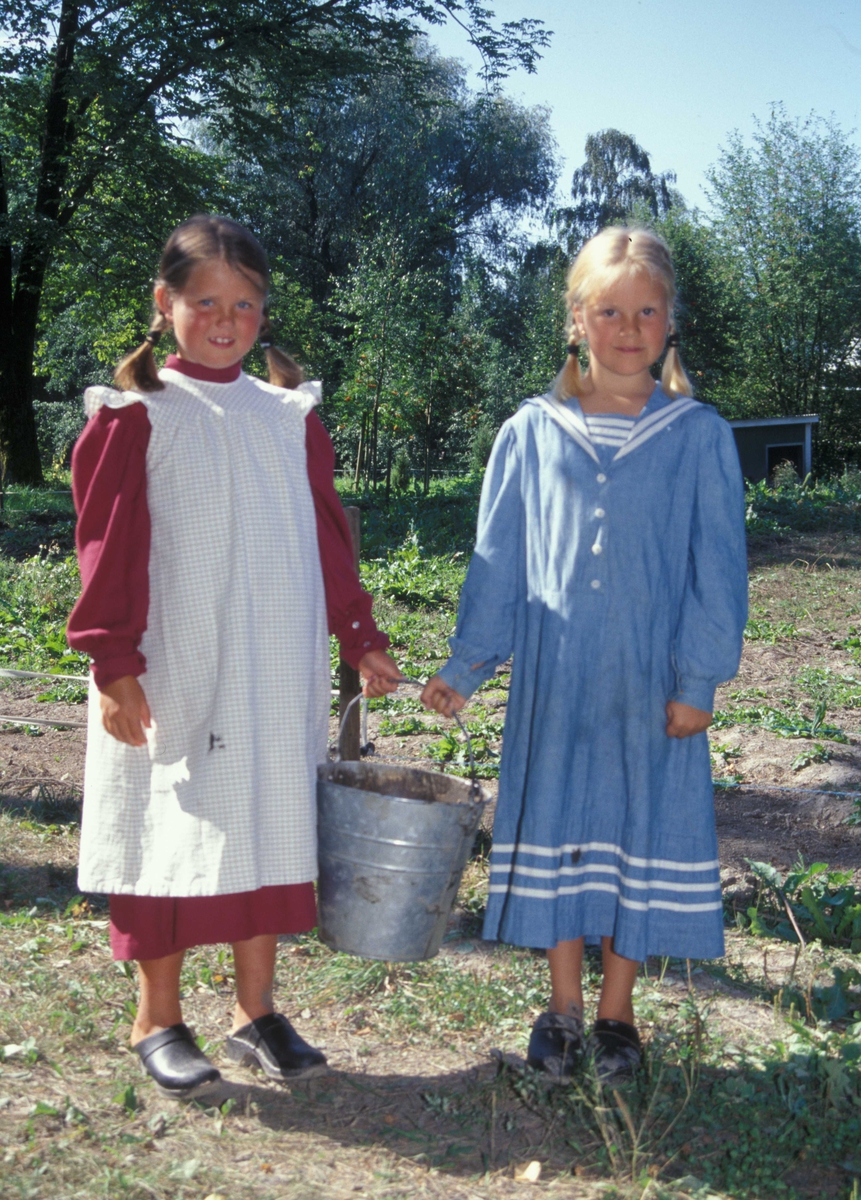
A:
[707,106,861,464]
[0,0,549,481]
[555,129,679,249]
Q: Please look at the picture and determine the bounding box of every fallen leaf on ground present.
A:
[514,1161,542,1182]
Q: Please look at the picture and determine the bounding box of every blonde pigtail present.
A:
[661,329,694,399]
[553,340,588,400]
[260,316,304,390]
[114,312,169,393]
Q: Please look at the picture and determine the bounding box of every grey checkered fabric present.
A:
[78,370,330,896]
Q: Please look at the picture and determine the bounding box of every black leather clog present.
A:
[226,1013,327,1080]
[133,1023,221,1099]
[588,1018,642,1084]
[525,1009,585,1081]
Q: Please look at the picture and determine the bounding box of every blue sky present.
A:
[424,0,861,213]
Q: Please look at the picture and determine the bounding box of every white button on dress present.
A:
[591,579,601,589]
[597,473,607,483]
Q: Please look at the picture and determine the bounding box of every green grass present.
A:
[3,782,861,1197]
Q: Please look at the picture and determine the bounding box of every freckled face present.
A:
[154,259,266,369]
[573,273,670,382]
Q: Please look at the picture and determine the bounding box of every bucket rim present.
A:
[317,759,489,808]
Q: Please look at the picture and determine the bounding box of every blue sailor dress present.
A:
[438,384,747,960]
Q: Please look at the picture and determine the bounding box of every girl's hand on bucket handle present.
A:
[665,700,712,739]
[358,649,402,698]
[99,675,152,747]
[421,675,466,717]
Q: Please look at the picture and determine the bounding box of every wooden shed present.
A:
[727,415,819,483]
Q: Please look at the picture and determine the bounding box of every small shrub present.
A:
[390,448,412,493]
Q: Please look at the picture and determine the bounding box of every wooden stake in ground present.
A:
[339,506,362,761]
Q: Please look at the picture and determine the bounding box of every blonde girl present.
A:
[68,215,399,1098]
[423,227,747,1083]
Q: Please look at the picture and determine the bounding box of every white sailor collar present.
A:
[525,383,701,465]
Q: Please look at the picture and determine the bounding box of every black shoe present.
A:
[226,1013,328,1081]
[526,1010,584,1081]
[588,1019,642,1085]
[133,1023,221,1100]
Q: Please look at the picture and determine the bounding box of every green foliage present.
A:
[790,742,831,771]
[654,205,742,406]
[555,129,679,247]
[32,399,86,469]
[342,475,481,558]
[744,617,797,642]
[795,666,861,710]
[360,534,466,609]
[743,857,861,951]
[0,552,86,676]
[707,106,861,464]
[745,470,861,534]
[712,700,847,742]
[1,3,551,480]
[378,714,438,737]
[389,449,411,493]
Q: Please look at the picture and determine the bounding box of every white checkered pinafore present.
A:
[77,369,331,896]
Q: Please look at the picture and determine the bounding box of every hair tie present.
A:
[144,330,161,346]
[666,333,680,349]
[566,342,579,356]
[259,340,272,351]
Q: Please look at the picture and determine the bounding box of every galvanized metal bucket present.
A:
[316,693,488,962]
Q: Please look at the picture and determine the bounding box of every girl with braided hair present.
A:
[422,227,747,1085]
[68,214,400,1098]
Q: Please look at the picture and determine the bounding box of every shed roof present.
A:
[727,415,819,429]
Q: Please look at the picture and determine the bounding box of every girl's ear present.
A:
[570,305,585,341]
[153,284,173,322]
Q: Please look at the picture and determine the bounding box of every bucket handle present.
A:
[334,678,482,800]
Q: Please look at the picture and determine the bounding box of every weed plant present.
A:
[0,551,88,679]
[712,700,847,742]
[335,475,481,558]
[795,666,861,710]
[360,533,466,610]
[740,857,861,953]
[745,469,861,534]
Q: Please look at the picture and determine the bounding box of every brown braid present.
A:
[259,315,304,390]
[114,311,170,392]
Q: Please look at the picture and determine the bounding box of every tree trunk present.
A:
[0,0,80,483]
[424,399,432,496]
[353,412,366,489]
[0,340,44,484]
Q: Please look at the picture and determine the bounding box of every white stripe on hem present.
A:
[490,863,719,892]
[491,840,719,872]
[488,881,723,913]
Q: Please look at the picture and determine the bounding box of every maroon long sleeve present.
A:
[305,410,390,668]
[67,403,151,688]
[68,396,388,686]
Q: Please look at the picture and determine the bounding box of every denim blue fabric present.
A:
[438,385,747,959]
